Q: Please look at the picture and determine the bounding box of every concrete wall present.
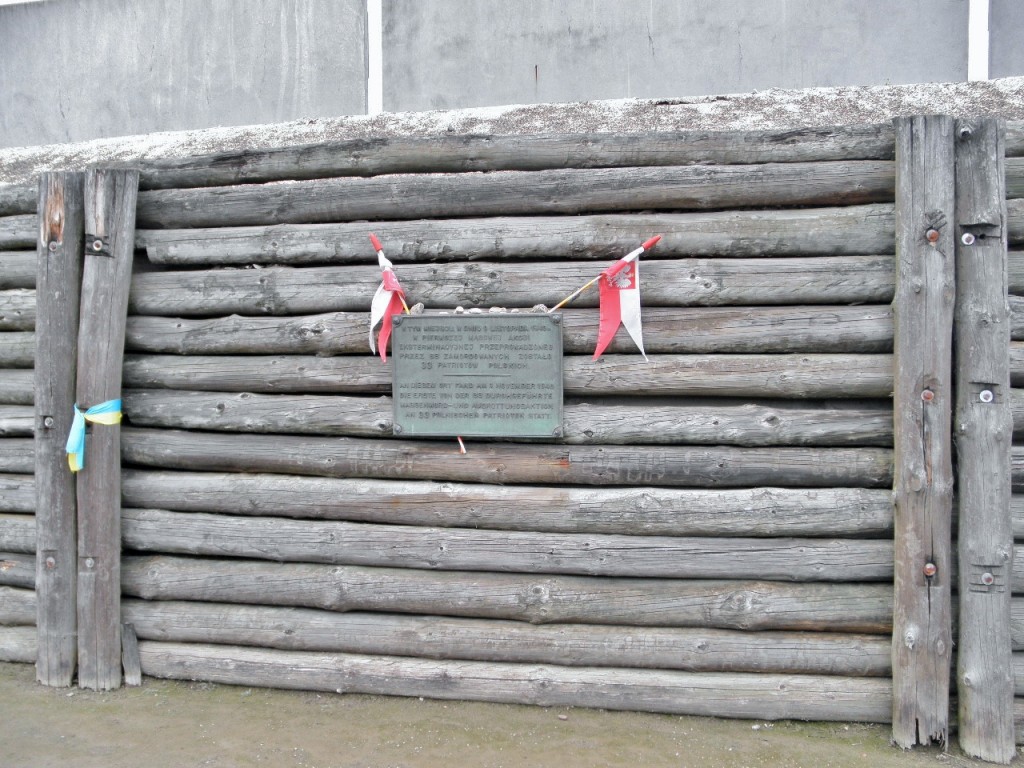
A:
[990,0,1024,79]
[0,0,367,149]
[382,0,969,112]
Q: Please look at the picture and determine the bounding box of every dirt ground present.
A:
[0,662,1015,768]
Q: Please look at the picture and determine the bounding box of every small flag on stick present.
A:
[593,235,661,360]
[368,233,409,361]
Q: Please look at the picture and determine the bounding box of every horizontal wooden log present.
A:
[0,440,33,473]
[1011,251,1024,296]
[1014,495,1024,540]
[122,390,893,447]
[139,205,897,266]
[122,353,895,399]
[1011,199,1024,245]
[120,427,894,488]
[0,252,35,289]
[0,473,33,514]
[1009,157,1024,199]
[123,555,893,632]
[136,641,893,722]
[0,183,36,217]
[135,162,897,229]
[1009,123,1024,157]
[1014,389,1024,438]
[121,470,894,537]
[130,126,898,191]
[0,514,34,554]
[1016,654,1024,697]
[0,551,35,588]
[0,585,35,625]
[0,405,33,437]
[128,256,896,317]
[0,625,35,662]
[1012,447,1024,493]
[122,508,894,582]
[1012,343,1024,387]
[0,289,34,331]
[1016,698,1024,745]
[0,370,33,404]
[1012,296,1024,340]
[0,215,35,249]
[123,598,891,676]
[124,306,894,357]
[0,332,34,367]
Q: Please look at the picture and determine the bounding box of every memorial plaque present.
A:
[391,314,563,438]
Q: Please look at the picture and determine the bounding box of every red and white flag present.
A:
[593,235,661,361]
[368,233,406,361]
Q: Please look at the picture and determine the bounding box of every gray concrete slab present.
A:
[383,0,969,112]
[991,0,1024,78]
[0,0,367,149]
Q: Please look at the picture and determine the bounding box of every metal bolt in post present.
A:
[961,232,976,246]
[979,390,994,403]
[981,572,995,586]
[923,562,938,578]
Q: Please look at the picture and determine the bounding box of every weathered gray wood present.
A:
[954,118,1015,763]
[0,552,35,588]
[1008,157,1024,199]
[1013,447,1024,492]
[1008,123,1024,157]
[0,514,34,554]
[128,256,896,316]
[891,115,955,748]
[0,439,33,473]
[0,473,33,513]
[0,253,35,289]
[1010,296,1024,338]
[0,289,34,330]
[122,352,895,399]
[0,215,36,248]
[0,183,36,217]
[0,332,34,367]
[135,162,897,230]
[0,405,32,436]
[121,508,894,582]
[75,169,138,691]
[121,623,142,686]
[121,470,894,537]
[1013,496,1024,540]
[131,126,897,190]
[123,598,891,676]
[138,640,893,722]
[138,205,897,266]
[0,370,33,404]
[0,625,36,662]
[120,427,895,489]
[121,389,893,447]
[1010,199,1024,245]
[1009,251,1024,295]
[123,555,894,632]
[124,306,894,356]
[0,586,36,625]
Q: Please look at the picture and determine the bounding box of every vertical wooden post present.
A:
[954,118,1015,764]
[34,172,85,687]
[892,115,955,748]
[76,169,138,690]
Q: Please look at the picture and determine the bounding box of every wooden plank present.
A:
[0,405,33,436]
[0,332,34,367]
[1010,199,1024,245]
[121,390,893,447]
[122,555,894,633]
[137,641,893,723]
[122,352,895,399]
[1008,122,1024,157]
[1009,251,1024,295]
[119,427,895,489]
[121,470,894,537]
[137,205,898,266]
[134,162,897,229]
[0,252,36,289]
[0,439,33,473]
[0,289,34,330]
[131,125,897,190]
[1008,157,1024,199]
[0,626,36,663]
[0,474,34,513]
[121,508,894,582]
[954,118,1015,763]
[124,305,894,356]
[0,214,36,249]
[128,256,896,316]
[123,598,891,676]
[0,370,33,404]
[75,169,138,691]
[120,623,142,686]
[1011,343,1024,386]
[0,586,36,625]
[0,552,35,588]
[0,514,34,553]
[891,115,955,748]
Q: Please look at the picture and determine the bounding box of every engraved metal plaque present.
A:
[391,314,563,438]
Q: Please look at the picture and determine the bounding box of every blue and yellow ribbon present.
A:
[65,399,122,473]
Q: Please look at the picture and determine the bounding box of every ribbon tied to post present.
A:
[65,399,122,473]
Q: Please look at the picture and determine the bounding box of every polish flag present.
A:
[593,235,661,361]
[368,233,406,361]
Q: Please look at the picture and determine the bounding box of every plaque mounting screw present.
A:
[979,390,993,403]
[393,424,403,435]
[393,316,402,326]
[550,314,561,324]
